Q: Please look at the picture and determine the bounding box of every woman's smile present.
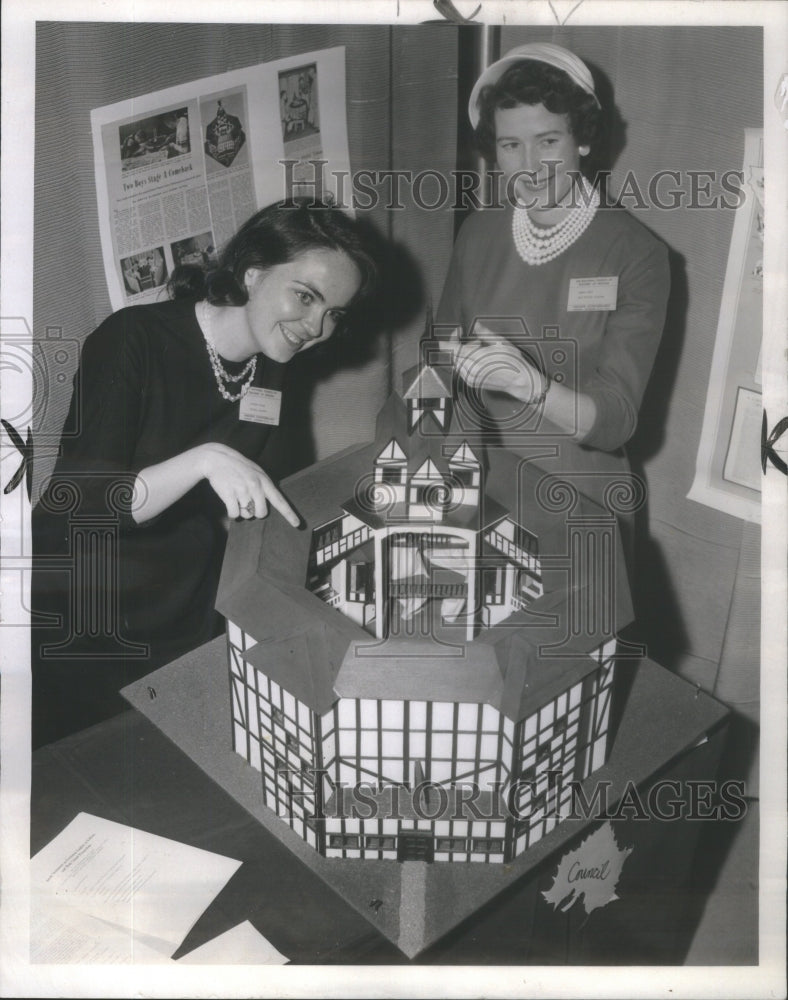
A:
[204,248,363,365]
[494,102,584,217]
[278,322,308,351]
[245,248,362,363]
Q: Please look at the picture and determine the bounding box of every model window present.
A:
[513,524,537,555]
[348,561,370,602]
[410,483,445,506]
[451,466,476,487]
[328,834,360,849]
[517,568,540,597]
[536,741,551,763]
[317,522,341,549]
[471,838,504,853]
[364,835,396,850]
[483,566,505,605]
[380,464,404,483]
[436,836,468,852]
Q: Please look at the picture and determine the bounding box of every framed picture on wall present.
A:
[688,128,764,523]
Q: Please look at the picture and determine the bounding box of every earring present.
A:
[579,145,590,157]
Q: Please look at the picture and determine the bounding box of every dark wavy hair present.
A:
[475,60,603,164]
[168,199,379,314]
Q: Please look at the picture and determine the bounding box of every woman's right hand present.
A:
[450,326,548,404]
[197,442,300,526]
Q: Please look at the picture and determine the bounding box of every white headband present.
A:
[468,42,600,128]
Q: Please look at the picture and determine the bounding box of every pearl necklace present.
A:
[197,300,257,402]
[511,177,600,266]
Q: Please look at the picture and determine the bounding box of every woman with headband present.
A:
[439,43,670,563]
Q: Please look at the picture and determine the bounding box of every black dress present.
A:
[31,297,285,747]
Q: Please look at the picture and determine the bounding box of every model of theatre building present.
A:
[216,355,632,865]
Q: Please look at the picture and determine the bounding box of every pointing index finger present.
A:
[262,480,301,528]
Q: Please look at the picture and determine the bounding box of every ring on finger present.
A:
[240,499,256,517]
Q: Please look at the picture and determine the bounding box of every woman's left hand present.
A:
[450,326,547,404]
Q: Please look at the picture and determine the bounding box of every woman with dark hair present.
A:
[438,43,669,564]
[32,199,378,746]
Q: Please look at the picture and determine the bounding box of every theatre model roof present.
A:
[216,362,634,723]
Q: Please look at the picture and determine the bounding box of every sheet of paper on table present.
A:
[30,812,242,963]
[30,897,173,964]
[178,921,288,965]
[31,904,287,966]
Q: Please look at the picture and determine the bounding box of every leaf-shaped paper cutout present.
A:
[542,821,632,917]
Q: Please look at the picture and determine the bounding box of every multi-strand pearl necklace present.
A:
[512,176,600,266]
[197,300,257,402]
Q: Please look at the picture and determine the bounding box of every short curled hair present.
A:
[168,198,379,312]
[475,60,603,164]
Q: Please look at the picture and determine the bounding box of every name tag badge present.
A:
[568,276,619,312]
[239,387,282,425]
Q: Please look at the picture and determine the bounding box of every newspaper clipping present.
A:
[91,47,350,311]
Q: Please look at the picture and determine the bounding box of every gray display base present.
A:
[122,636,726,957]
